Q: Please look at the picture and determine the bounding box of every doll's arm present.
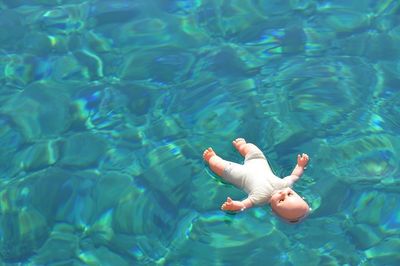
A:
[284,153,309,186]
[221,197,253,212]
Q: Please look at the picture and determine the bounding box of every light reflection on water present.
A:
[0,0,400,265]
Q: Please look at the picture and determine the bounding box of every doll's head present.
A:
[270,187,310,223]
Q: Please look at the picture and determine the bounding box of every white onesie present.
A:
[221,149,290,205]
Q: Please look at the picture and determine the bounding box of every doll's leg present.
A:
[232,138,264,158]
[233,138,273,173]
[203,147,247,188]
[203,147,229,176]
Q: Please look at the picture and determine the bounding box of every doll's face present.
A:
[270,187,309,222]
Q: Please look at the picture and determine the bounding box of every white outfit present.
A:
[221,148,290,205]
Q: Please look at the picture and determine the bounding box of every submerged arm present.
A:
[221,197,253,212]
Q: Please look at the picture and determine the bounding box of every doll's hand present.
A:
[297,153,309,168]
[221,197,245,212]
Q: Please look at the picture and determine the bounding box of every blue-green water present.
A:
[0,0,400,265]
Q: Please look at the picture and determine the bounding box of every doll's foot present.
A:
[232,138,246,149]
[203,147,226,176]
[203,147,217,163]
[232,138,247,151]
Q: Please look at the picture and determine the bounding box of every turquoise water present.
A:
[0,0,400,265]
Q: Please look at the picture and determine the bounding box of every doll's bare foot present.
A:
[203,147,217,163]
[203,147,227,176]
[232,138,248,156]
[232,138,246,149]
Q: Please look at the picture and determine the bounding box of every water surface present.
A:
[0,0,400,265]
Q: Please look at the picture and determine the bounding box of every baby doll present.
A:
[203,138,310,223]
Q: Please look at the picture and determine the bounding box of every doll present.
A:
[203,138,310,223]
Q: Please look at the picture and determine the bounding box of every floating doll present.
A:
[203,138,310,223]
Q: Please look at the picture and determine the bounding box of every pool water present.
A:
[1,0,400,265]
